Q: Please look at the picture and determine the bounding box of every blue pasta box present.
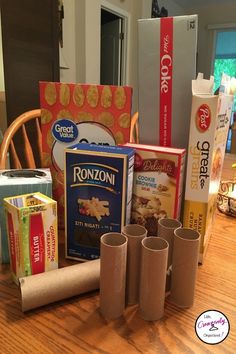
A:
[65,143,135,261]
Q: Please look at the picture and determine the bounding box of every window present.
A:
[212,29,236,152]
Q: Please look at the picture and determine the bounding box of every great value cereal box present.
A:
[183,73,234,263]
[4,192,58,284]
[65,143,134,261]
[124,143,185,236]
[40,82,133,228]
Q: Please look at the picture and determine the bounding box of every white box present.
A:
[138,15,198,149]
[183,74,234,263]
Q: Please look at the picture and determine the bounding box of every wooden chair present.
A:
[129,111,139,144]
[0,109,139,170]
[0,109,42,169]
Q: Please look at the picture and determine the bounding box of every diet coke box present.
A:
[138,15,198,149]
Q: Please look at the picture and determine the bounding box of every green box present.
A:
[0,169,52,263]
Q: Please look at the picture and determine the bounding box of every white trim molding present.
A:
[207,23,236,30]
[100,0,130,85]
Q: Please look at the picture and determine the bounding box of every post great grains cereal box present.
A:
[4,192,58,284]
[40,82,132,228]
[183,73,234,263]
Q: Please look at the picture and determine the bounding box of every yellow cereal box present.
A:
[183,73,234,263]
[40,82,133,229]
[4,192,58,283]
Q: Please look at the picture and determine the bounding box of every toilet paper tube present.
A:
[170,228,200,308]
[158,218,182,292]
[100,232,127,320]
[20,259,100,312]
[122,224,147,304]
[139,237,168,321]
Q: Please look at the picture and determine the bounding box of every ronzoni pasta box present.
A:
[65,143,134,261]
[123,143,185,236]
[183,73,235,263]
[4,192,58,284]
[40,82,132,228]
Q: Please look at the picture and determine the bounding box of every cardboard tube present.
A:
[20,259,100,312]
[139,237,168,321]
[170,228,200,308]
[158,218,182,292]
[100,232,127,319]
[122,224,147,304]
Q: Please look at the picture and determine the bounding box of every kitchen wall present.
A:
[2,1,234,120]
[141,0,184,18]
[0,13,4,92]
[0,10,7,133]
[62,0,184,112]
[185,2,236,78]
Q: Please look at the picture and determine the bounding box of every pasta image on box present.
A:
[124,143,185,236]
[65,143,134,261]
[4,192,58,284]
[40,82,133,228]
[183,73,234,263]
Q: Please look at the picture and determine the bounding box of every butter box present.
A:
[65,143,134,261]
[138,15,198,149]
[4,192,58,284]
[0,169,52,264]
[40,82,133,229]
[183,74,234,263]
[124,143,185,235]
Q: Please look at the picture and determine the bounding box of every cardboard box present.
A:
[183,74,234,263]
[0,169,52,264]
[138,15,198,149]
[4,192,58,284]
[65,143,134,261]
[40,82,133,228]
[124,143,185,235]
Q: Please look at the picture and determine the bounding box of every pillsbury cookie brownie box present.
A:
[65,143,134,261]
[40,82,132,228]
[123,143,185,236]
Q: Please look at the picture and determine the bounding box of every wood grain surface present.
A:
[0,154,235,354]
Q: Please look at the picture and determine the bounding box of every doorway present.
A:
[100,8,126,86]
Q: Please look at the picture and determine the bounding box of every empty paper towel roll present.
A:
[20,259,100,311]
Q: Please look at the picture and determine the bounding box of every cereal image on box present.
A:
[40,82,133,228]
[65,144,134,261]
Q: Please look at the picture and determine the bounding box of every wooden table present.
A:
[0,155,235,354]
